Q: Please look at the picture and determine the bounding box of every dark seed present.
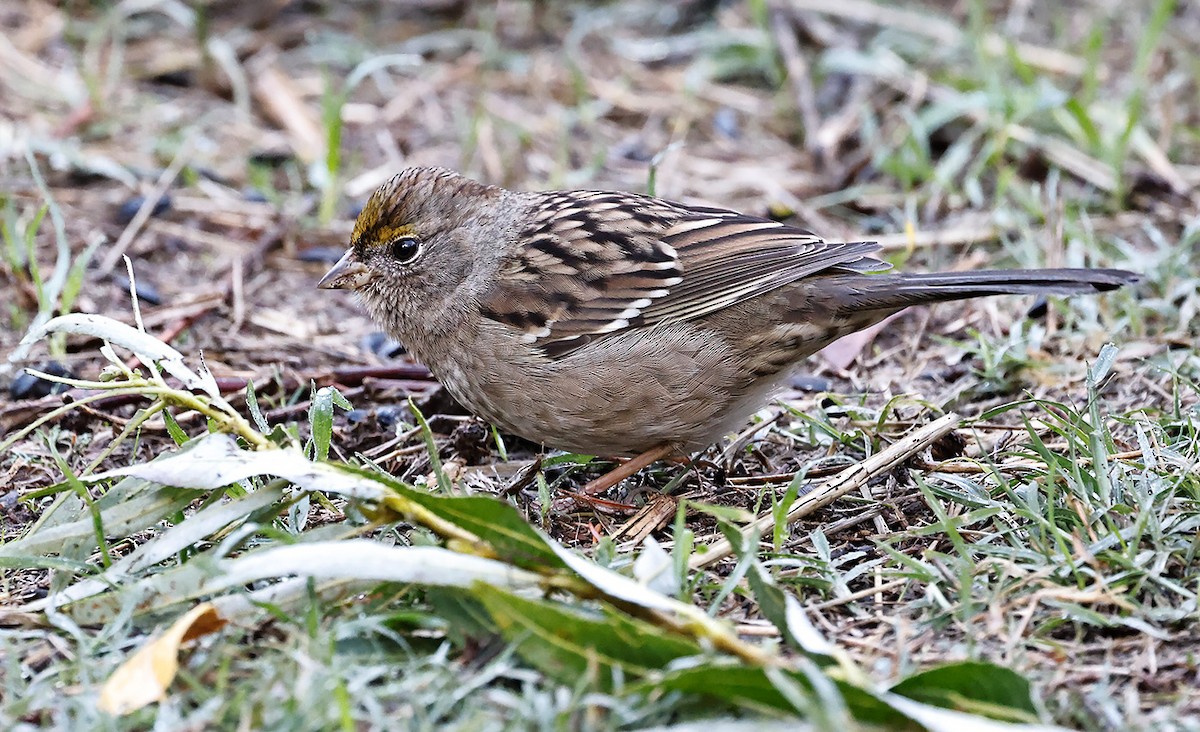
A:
[375,405,406,430]
[151,70,192,87]
[450,419,492,464]
[115,195,171,225]
[345,409,371,424]
[1017,150,1049,182]
[249,149,293,167]
[10,362,73,400]
[242,188,269,203]
[1026,296,1048,319]
[361,332,406,359]
[112,274,162,305]
[297,247,347,264]
[918,364,968,383]
[1129,170,1174,199]
[195,167,231,185]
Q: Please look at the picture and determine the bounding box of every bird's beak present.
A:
[317,249,371,290]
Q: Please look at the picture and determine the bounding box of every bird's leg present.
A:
[579,443,677,496]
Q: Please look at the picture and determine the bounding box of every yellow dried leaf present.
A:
[97,602,226,715]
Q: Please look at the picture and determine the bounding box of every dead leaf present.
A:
[97,602,226,715]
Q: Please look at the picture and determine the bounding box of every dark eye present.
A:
[390,236,421,264]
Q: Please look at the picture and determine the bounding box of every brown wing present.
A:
[478,190,888,358]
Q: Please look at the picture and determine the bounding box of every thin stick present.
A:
[579,443,677,496]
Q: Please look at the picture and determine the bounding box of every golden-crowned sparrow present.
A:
[318,167,1137,456]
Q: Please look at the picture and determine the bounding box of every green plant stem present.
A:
[152,388,272,450]
[82,402,167,476]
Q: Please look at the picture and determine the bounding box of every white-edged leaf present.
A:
[636,723,811,732]
[547,536,679,612]
[0,479,199,560]
[633,536,678,597]
[208,541,541,594]
[20,313,220,397]
[90,433,387,500]
[62,539,543,626]
[21,484,287,613]
[310,386,333,458]
[1087,342,1119,386]
[211,576,378,621]
[782,592,836,656]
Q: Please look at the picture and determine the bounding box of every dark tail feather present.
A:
[829,268,1139,311]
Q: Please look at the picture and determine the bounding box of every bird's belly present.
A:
[424,322,767,456]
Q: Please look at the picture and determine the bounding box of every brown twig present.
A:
[580,444,679,496]
[249,51,324,164]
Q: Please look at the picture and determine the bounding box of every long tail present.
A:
[823,268,1138,312]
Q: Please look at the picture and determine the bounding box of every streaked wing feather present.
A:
[478,191,887,358]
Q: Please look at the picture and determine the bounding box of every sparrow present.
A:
[319,167,1137,456]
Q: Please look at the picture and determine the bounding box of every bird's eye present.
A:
[390,236,421,264]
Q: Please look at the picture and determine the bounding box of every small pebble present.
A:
[345,409,371,425]
[10,362,73,400]
[790,374,831,392]
[115,194,171,225]
[613,136,653,162]
[858,217,889,235]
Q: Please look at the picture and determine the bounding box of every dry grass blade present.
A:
[768,3,821,160]
[249,53,324,165]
